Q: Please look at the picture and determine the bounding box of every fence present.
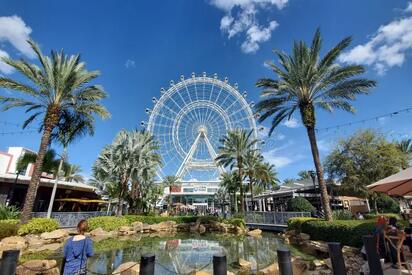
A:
[32,211,111,228]
[245,211,311,225]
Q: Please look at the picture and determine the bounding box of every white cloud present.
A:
[0,15,34,74]
[405,2,412,13]
[317,139,332,152]
[262,147,304,168]
[125,59,136,69]
[339,7,412,75]
[283,117,300,128]
[210,0,288,53]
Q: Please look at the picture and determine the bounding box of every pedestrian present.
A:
[62,220,94,275]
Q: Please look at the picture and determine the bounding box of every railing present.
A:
[245,211,311,225]
[32,211,112,228]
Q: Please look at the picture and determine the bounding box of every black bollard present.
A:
[0,250,20,275]
[327,242,347,275]
[140,253,155,275]
[277,248,293,275]
[362,235,383,275]
[213,254,227,275]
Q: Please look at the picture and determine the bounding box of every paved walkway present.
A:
[382,263,410,274]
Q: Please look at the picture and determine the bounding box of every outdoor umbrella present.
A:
[367,167,412,196]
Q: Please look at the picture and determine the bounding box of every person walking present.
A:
[62,220,94,275]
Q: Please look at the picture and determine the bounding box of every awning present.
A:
[55,198,109,204]
[367,167,412,196]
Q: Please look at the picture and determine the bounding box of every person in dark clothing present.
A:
[62,220,94,275]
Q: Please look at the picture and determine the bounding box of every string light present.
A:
[0,130,37,136]
[315,107,412,132]
[0,120,37,130]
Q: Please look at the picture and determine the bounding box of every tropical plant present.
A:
[287,197,315,212]
[216,129,257,213]
[162,175,181,211]
[396,139,412,161]
[64,164,85,183]
[256,162,279,191]
[0,40,109,223]
[220,171,240,213]
[255,29,376,220]
[283,178,296,186]
[244,150,264,208]
[0,204,20,220]
[93,130,160,216]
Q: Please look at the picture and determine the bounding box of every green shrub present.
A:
[332,210,353,220]
[124,215,198,224]
[88,216,129,231]
[18,218,59,235]
[287,217,319,232]
[0,204,20,220]
[287,197,315,212]
[376,194,400,213]
[301,220,375,247]
[225,218,246,228]
[0,219,19,239]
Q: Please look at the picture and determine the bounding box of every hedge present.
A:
[287,217,319,232]
[88,216,129,231]
[364,213,401,220]
[124,215,198,225]
[0,219,19,239]
[287,197,315,212]
[18,218,59,236]
[301,220,375,247]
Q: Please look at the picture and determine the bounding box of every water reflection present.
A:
[85,233,285,274]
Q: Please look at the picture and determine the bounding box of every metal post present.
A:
[327,242,347,275]
[0,250,20,275]
[277,248,293,275]
[213,254,227,275]
[140,253,155,275]
[362,235,383,275]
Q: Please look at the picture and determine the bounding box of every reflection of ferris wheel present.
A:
[144,73,257,181]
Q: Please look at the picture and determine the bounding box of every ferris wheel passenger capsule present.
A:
[152,97,157,103]
[234,83,239,90]
[250,101,255,108]
[170,80,174,86]
[224,77,228,83]
[214,73,218,79]
[243,91,247,98]
[202,72,206,77]
[191,72,195,78]
[160,87,166,94]
[145,108,151,114]
[255,113,261,119]
[180,75,185,81]
[140,121,146,127]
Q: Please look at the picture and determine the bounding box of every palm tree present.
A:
[283,178,296,186]
[216,129,257,213]
[0,41,109,223]
[64,165,85,183]
[93,130,160,216]
[220,171,240,213]
[256,162,279,191]
[397,139,412,162]
[244,151,264,210]
[255,29,376,220]
[162,175,181,212]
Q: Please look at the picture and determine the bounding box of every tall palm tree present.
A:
[64,165,85,183]
[397,139,412,162]
[255,29,376,220]
[0,41,109,223]
[244,150,264,210]
[216,129,257,213]
[162,175,181,212]
[93,130,160,216]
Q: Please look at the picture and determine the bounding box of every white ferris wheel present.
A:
[144,72,258,184]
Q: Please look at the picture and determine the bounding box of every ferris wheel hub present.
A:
[198,126,207,134]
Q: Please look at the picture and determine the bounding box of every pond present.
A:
[47,232,302,274]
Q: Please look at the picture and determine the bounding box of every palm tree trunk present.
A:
[238,161,245,213]
[46,148,66,218]
[249,177,254,211]
[20,123,54,224]
[306,126,333,221]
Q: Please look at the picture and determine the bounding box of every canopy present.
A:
[367,167,412,196]
[55,198,109,204]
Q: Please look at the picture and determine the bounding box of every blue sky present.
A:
[1,0,412,181]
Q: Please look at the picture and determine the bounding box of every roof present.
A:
[0,173,96,192]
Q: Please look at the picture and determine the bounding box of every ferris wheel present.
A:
[144,72,258,182]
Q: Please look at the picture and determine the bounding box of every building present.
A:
[0,146,102,212]
[252,179,370,214]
